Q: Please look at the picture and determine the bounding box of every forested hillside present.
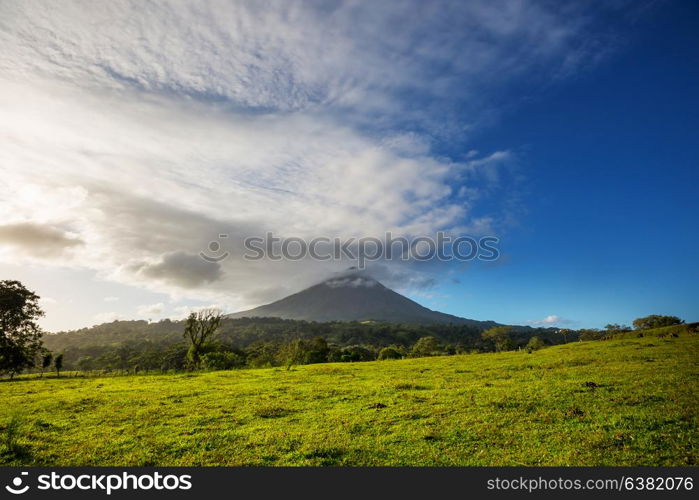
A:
[41,317,565,371]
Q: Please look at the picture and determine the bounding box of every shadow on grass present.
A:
[0,374,71,383]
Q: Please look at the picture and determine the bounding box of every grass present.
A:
[1,333,697,466]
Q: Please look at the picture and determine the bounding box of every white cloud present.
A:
[0,1,630,323]
[172,304,226,320]
[0,1,616,127]
[527,315,574,327]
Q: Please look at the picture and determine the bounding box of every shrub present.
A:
[633,315,683,330]
[304,337,330,364]
[525,336,546,353]
[579,329,604,341]
[481,327,515,352]
[410,336,441,357]
[201,351,245,370]
[378,346,403,360]
[329,345,376,362]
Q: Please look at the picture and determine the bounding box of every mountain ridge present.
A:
[227,272,497,327]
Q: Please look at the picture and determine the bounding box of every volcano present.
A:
[228,272,497,326]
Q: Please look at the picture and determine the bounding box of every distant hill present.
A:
[228,272,497,327]
[40,271,558,371]
[42,316,565,372]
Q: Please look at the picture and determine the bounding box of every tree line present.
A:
[0,280,688,378]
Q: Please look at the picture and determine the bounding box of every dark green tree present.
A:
[54,353,63,377]
[304,337,330,364]
[481,326,514,352]
[160,343,189,372]
[579,328,603,341]
[604,324,630,335]
[279,338,306,370]
[77,355,94,372]
[525,336,545,353]
[0,280,45,379]
[410,336,440,357]
[183,308,222,368]
[41,350,53,377]
[378,345,404,360]
[557,328,573,344]
[632,315,683,330]
[201,351,244,370]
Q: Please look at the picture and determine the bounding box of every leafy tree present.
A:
[378,346,404,360]
[96,351,121,371]
[304,337,330,364]
[329,345,376,362]
[274,337,330,369]
[442,343,458,355]
[201,351,244,370]
[557,328,573,344]
[579,328,603,341]
[481,326,514,352]
[604,324,630,335]
[54,353,63,377]
[245,342,280,368]
[279,339,306,370]
[36,315,575,372]
[0,280,45,379]
[632,315,683,330]
[77,356,94,372]
[160,343,189,371]
[525,336,546,353]
[410,336,440,357]
[41,350,53,377]
[183,308,222,368]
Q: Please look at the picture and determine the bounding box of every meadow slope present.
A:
[1,333,697,466]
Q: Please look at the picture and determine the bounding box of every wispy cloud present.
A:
[527,315,574,327]
[137,302,165,319]
[0,1,619,124]
[0,1,632,319]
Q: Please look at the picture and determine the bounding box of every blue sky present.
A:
[0,1,697,330]
[423,1,699,327]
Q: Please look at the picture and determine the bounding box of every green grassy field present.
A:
[1,333,697,466]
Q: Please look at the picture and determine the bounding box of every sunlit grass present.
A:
[2,334,697,466]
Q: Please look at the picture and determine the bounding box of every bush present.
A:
[480,327,515,352]
[304,337,330,364]
[525,336,546,353]
[201,351,245,371]
[632,315,683,330]
[410,336,441,357]
[378,346,403,360]
[328,345,376,363]
[76,356,95,371]
[578,329,604,341]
